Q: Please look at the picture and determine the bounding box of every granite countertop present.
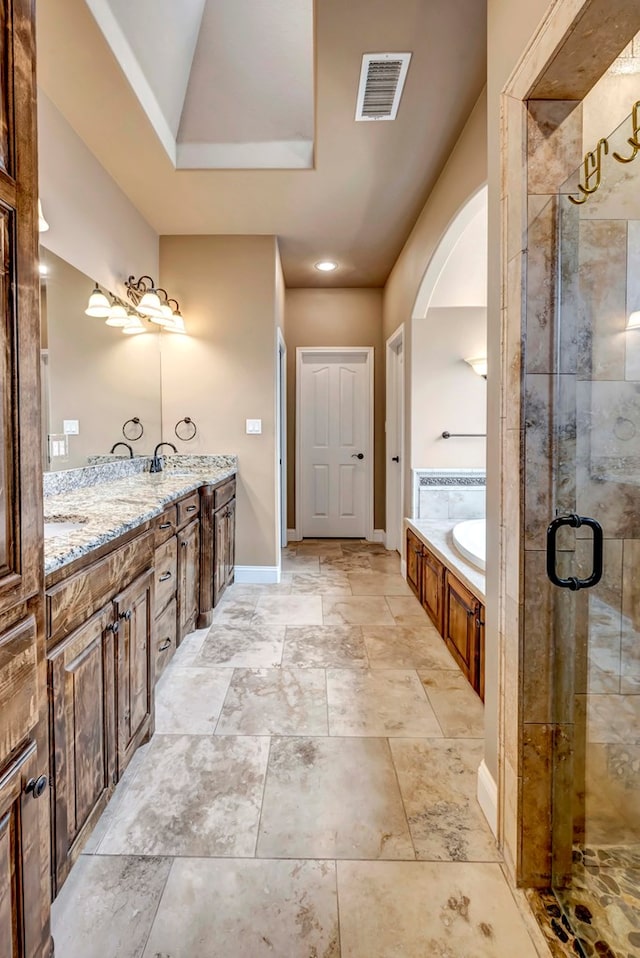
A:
[406,518,486,603]
[44,459,236,576]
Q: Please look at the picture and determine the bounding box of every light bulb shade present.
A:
[464,356,488,378]
[105,304,130,327]
[38,200,49,233]
[122,316,146,335]
[85,284,111,317]
[165,313,186,334]
[627,310,640,329]
[136,290,163,318]
[149,302,176,327]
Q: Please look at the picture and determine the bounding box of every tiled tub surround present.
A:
[43,455,237,574]
[413,469,486,521]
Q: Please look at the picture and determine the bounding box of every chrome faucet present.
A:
[150,442,178,473]
[110,442,133,458]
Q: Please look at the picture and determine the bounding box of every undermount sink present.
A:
[43,517,88,538]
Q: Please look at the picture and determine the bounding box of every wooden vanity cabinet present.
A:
[114,570,154,775]
[178,519,200,640]
[214,496,235,606]
[443,571,485,701]
[406,529,423,599]
[421,545,445,633]
[198,478,236,627]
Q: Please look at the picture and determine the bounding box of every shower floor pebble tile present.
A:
[52,540,549,957]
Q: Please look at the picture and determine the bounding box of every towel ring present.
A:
[122,417,144,441]
[175,417,197,441]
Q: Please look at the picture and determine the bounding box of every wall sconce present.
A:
[125,275,186,333]
[85,283,111,317]
[626,310,640,329]
[464,356,487,379]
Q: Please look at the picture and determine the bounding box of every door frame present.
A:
[385,325,404,553]
[276,328,287,549]
[295,346,374,541]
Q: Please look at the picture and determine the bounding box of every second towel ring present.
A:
[122,417,144,441]
[175,417,197,441]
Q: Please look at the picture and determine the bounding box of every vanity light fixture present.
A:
[165,309,186,334]
[105,303,131,327]
[626,310,640,329]
[85,283,111,317]
[125,275,186,332]
[122,315,146,335]
[464,356,488,379]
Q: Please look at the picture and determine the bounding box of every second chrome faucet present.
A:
[150,442,178,473]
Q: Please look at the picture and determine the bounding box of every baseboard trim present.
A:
[287,529,299,543]
[477,759,498,837]
[234,565,281,584]
[370,529,386,544]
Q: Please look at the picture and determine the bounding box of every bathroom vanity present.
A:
[406,522,485,700]
[43,459,236,895]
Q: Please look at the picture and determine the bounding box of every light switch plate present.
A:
[63,419,79,435]
[246,419,262,435]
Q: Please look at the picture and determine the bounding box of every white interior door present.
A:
[298,349,372,538]
[385,328,404,553]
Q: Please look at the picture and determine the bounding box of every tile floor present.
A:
[52,539,550,957]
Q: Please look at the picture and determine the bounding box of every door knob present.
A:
[392,456,400,462]
[351,453,364,460]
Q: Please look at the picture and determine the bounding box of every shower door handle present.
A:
[546,514,603,591]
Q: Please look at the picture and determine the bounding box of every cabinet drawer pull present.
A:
[119,609,132,621]
[159,521,172,530]
[186,505,197,512]
[159,571,173,582]
[158,638,172,652]
[26,775,48,800]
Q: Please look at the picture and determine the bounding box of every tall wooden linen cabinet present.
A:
[0,0,54,954]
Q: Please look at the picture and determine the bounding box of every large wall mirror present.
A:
[39,248,162,470]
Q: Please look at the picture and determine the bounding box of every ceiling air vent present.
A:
[355,52,412,122]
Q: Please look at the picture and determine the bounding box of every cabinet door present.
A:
[178,519,199,642]
[0,740,48,958]
[48,605,116,893]
[406,530,422,599]
[114,570,154,776]
[213,507,226,607]
[421,546,444,632]
[224,499,235,588]
[444,572,482,693]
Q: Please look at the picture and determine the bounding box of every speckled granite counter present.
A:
[44,455,237,576]
[406,518,486,602]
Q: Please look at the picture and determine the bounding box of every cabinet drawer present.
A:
[155,598,177,681]
[154,537,177,614]
[177,493,200,528]
[155,506,177,546]
[214,479,235,510]
[47,531,154,645]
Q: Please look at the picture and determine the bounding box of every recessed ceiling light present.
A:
[315,261,338,272]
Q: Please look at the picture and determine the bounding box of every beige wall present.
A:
[159,235,280,569]
[412,308,487,469]
[284,288,384,531]
[38,91,158,296]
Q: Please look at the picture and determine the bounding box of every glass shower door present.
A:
[550,106,640,957]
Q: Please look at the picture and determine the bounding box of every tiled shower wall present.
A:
[413,469,486,521]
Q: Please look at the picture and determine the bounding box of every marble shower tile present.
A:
[337,860,540,957]
[586,692,640,744]
[257,736,414,860]
[583,742,640,846]
[347,572,413,596]
[195,625,286,668]
[154,666,232,734]
[363,625,457,670]
[98,734,269,857]
[253,594,323,626]
[326,669,442,738]
[282,625,368,668]
[385,595,430,625]
[520,724,553,886]
[621,537,640,693]
[527,100,582,196]
[216,668,328,735]
[390,739,500,862]
[51,854,172,958]
[523,374,554,550]
[418,670,485,738]
[322,596,395,626]
[525,195,558,375]
[290,571,352,594]
[142,858,339,958]
[577,219,627,382]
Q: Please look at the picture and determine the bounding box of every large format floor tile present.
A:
[327,669,442,737]
[385,595,432,625]
[337,861,541,957]
[419,669,485,738]
[211,594,258,624]
[216,668,328,735]
[282,625,368,668]
[390,739,501,862]
[363,624,458,670]
[322,596,395,626]
[253,594,324,625]
[142,858,339,958]
[98,734,269,857]
[347,572,413,596]
[291,571,353,594]
[51,854,171,958]
[154,666,232,734]
[196,624,286,668]
[257,736,415,860]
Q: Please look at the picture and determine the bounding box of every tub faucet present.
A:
[150,442,178,473]
[110,442,133,458]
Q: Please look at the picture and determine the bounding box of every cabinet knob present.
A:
[25,775,48,800]
[119,609,132,621]
[181,541,188,548]
[106,621,119,634]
